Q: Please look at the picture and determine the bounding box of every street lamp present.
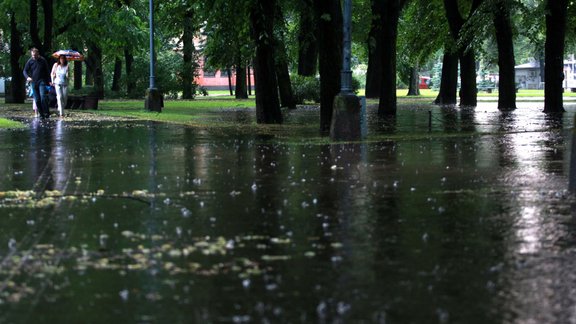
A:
[145,0,163,112]
[330,0,361,140]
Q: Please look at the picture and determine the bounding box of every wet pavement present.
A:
[1,101,576,323]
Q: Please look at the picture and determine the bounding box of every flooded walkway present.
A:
[1,102,576,323]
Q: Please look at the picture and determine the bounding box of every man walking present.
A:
[23,48,51,119]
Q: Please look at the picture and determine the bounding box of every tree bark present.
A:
[377,0,405,116]
[41,0,53,58]
[29,0,54,59]
[443,0,481,107]
[111,57,122,92]
[459,50,477,106]
[297,0,318,76]
[313,0,342,134]
[8,12,26,104]
[407,66,420,96]
[227,67,233,96]
[274,5,296,110]
[86,43,104,98]
[125,49,135,97]
[365,0,384,98]
[250,0,283,124]
[182,10,195,99]
[434,50,458,105]
[543,0,568,113]
[235,57,248,99]
[493,0,516,110]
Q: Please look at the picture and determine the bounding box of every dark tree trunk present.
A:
[74,61,82,90]
[227,67,233,96]
[125,49,135,97]
[86,43,104,98]
[365,0,384,98]
[443,0,481,107]
[276,58,296,109]
[459,51,477,106]
[85,65,93,86]
[274,4,296,109]
[247,64,252,96]
[493,0,516,110]
[543,0,568,113]
[250,0,282,124]
[313,0,342,134]
[297,0,318,76]
[182,10,195,99]
[111,57,122,92]
[377,0,405,116]
[407,66,420,96]
[41,0,53,58]
[30,0,54,59]
[8,12,26,103]
[434,50,458,105]
[235,58,248,99]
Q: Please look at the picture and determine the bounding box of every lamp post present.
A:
[145,0,162,112]
[330,0,361,140]
[340,0,353,94]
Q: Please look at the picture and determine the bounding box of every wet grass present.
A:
[0,117,25,129]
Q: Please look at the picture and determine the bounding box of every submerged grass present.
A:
[0,117,25,129]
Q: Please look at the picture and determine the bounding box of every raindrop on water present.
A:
[8,238,16,250]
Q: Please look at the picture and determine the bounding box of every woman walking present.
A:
[51,55,69,117]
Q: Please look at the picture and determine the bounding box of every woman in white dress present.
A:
[51,55,69,117]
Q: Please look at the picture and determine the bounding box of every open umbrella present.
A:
[52,49,84,61]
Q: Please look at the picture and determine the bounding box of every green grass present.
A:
[0,118,25,129]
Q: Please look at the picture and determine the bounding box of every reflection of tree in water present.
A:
[542,114,564,175]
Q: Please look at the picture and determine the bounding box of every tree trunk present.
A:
[30,0,54,59]
[276,58,296,109]
[297,0,318,76]
[274,5,296,109]
[459,50,477,106]
[493,0,516,110]
[125,49,135,97]
[8,12,26,104]
[250,0,282,124]
[111,57,122,92]
[313,0,342,134]
[86,43,104,98]
[434,50,458,105]
[377,0,405,116]
[407,66,420,96]
[247,64,252,96]
[182,10,194,99]
[227,67,233,96]
[41,0,53,59]
[235,58,248,99]
[365,0,384,98]
[443,0,481,107]
[85,65,93,86]
[543,0,567,113]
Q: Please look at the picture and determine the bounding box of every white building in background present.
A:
[514,55,576,91]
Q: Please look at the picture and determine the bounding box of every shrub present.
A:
[291,75,320,104]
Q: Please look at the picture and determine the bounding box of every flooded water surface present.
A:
[1,103,576,323]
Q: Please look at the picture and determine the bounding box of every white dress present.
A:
[53,64,68,116]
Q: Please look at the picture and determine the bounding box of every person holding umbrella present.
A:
[51,55,69,117]
[23,48,51,119]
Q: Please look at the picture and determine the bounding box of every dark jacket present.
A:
[23,56,50,83]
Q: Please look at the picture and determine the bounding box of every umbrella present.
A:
[52,49,84,61]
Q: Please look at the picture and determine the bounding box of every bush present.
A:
[291,75,320,104]
[291,75,361,105]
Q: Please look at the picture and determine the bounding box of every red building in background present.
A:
[194,57,255,91]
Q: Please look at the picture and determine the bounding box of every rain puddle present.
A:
[0,102,575,322]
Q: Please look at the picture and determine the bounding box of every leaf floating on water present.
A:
[261,255,292,261]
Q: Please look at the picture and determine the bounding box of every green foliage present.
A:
[291,75,320,104]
